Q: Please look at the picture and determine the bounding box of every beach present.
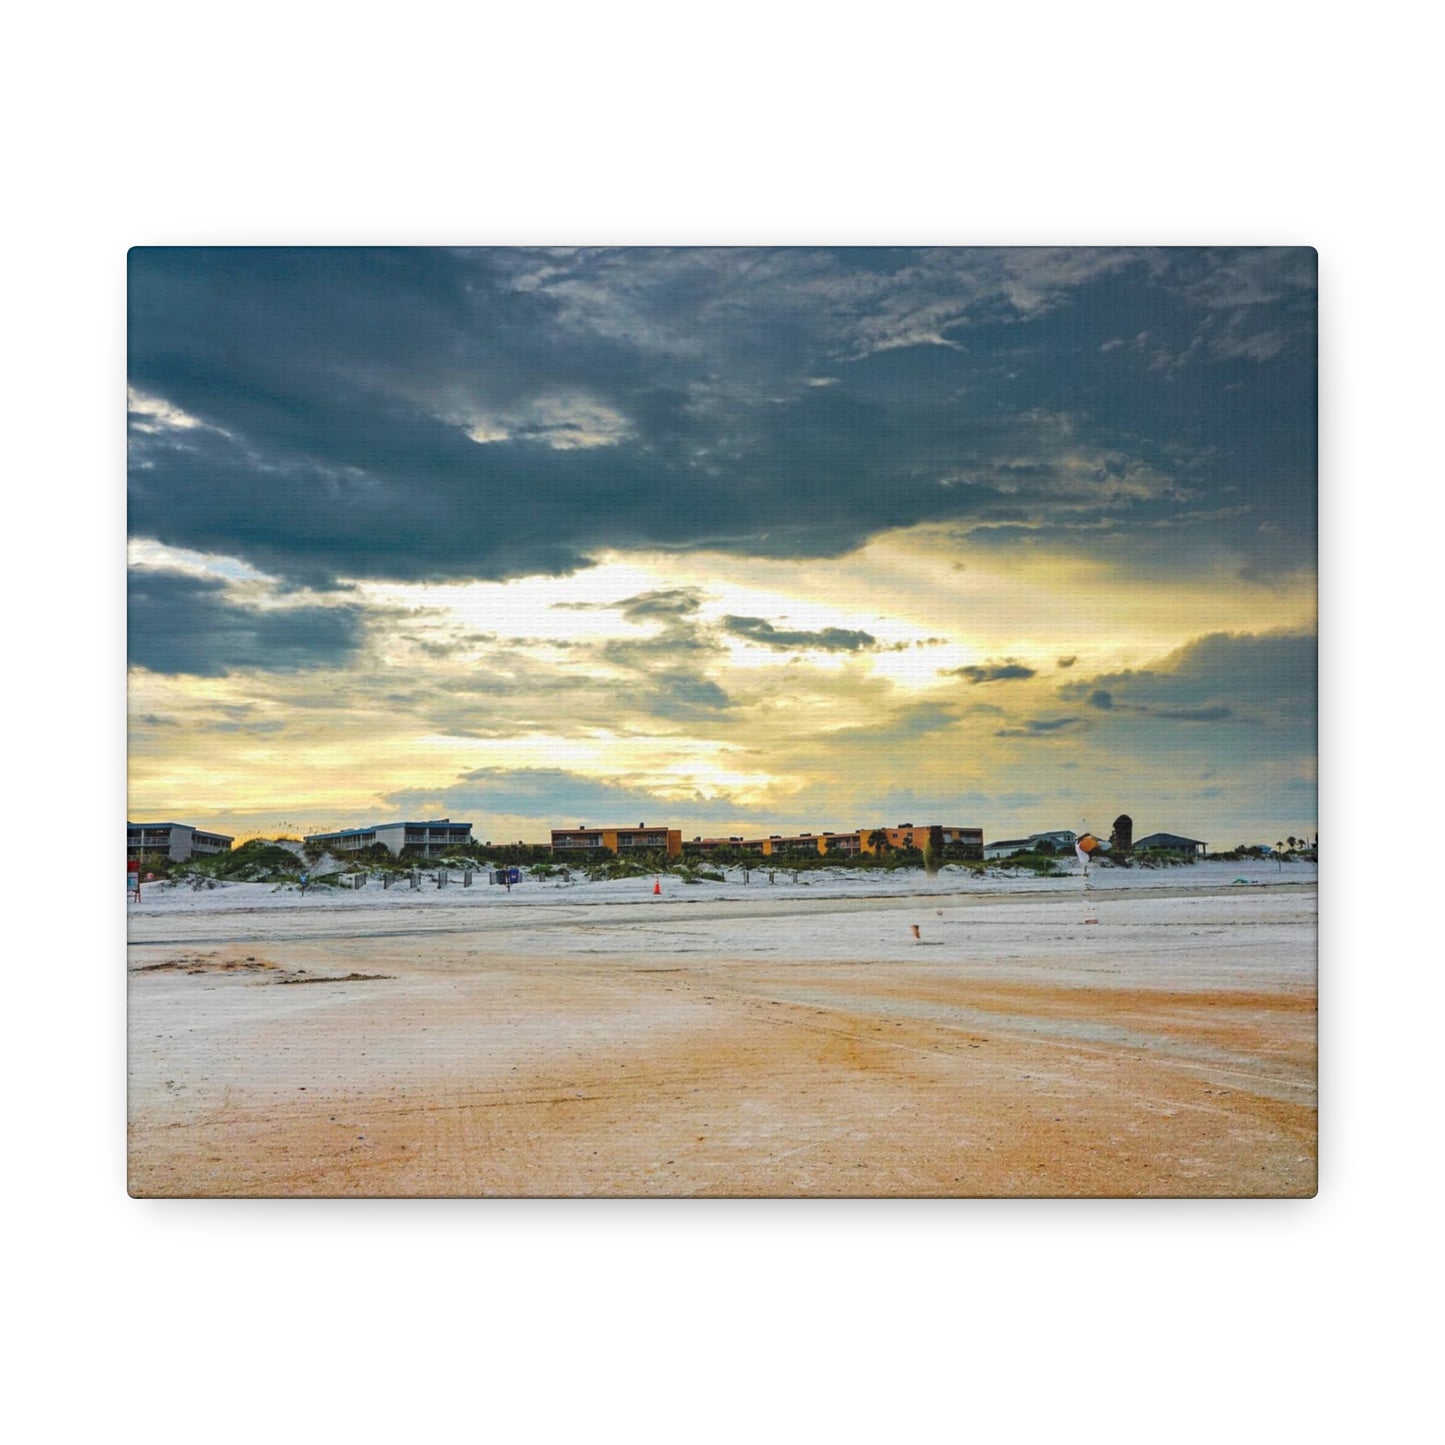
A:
[127,862,1317,1197]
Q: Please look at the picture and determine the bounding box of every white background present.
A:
[4,2,1435,1440]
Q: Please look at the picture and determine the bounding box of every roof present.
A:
[305,820,472,839]
[549,826,673,838]
[129,822,235,836]
[1134,832,1205,847]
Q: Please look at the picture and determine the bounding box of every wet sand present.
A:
[127,884,1316,1196]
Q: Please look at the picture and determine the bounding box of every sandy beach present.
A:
[127,863,1316,1197]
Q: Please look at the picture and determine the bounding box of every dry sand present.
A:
[127,878,1317,1197]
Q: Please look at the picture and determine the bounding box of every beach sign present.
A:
[127,859,140,898]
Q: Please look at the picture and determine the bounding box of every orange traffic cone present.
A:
[653,878,662,895]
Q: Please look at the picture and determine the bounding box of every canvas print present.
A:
[127,247,1317,1197]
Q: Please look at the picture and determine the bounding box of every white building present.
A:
[303,819,473,858]
[128,821,234,862]
[984,830,1101,860]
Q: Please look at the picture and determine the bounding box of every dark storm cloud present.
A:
[614,588,706,620]
[994,717,1088,737]
[647,673,733,720]
[202,718,288,734]
[600,632,719,662]
[405,635,485,658]
[556,591,938,661]
[724,616,878,651]
[1154,705,1234,722]
[944,660,1038,684]
[1057,631,1314,727]
[128,247,1316,588]
[554,588,705,620]
[128,568,367,676]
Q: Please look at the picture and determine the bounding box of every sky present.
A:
[127,247,1316,849]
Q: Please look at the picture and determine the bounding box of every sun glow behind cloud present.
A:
[129,520,1315,843]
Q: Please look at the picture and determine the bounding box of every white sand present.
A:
[129,856,1316,922]
[128,862,1316,1196]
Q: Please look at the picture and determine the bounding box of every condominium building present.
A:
[127,821,234,862]
[550,825,683,858]
[685,825,983,859]
[304,819,473,858]
[863,824,983,857]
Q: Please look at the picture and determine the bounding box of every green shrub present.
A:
[1134,850,1193,868]
[1001,853,1064,875]
[164,840,303,884]
[195,839,306,882]
[674,866,726,885]
[583,856,655,882]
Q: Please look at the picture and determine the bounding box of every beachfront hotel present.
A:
[685,825,984,859]
[128,821,234,862]
[304,819,474,857]
[551,825,684,858]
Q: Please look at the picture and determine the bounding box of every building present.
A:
[551,824,683,858]
[684,825,983,859]
[304,819,473,858]
[985,830,1109,860]
[128,821,234,862]
[1133,832,1207,856]
[685,835,765,857]
[763,831,828,857]
[857,825,983,858]
[931,825,983,859]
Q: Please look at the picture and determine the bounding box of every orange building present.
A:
[685,833,829,857]
[684,825,982,859]
[860,824,982,857]
[551,824,682,858]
